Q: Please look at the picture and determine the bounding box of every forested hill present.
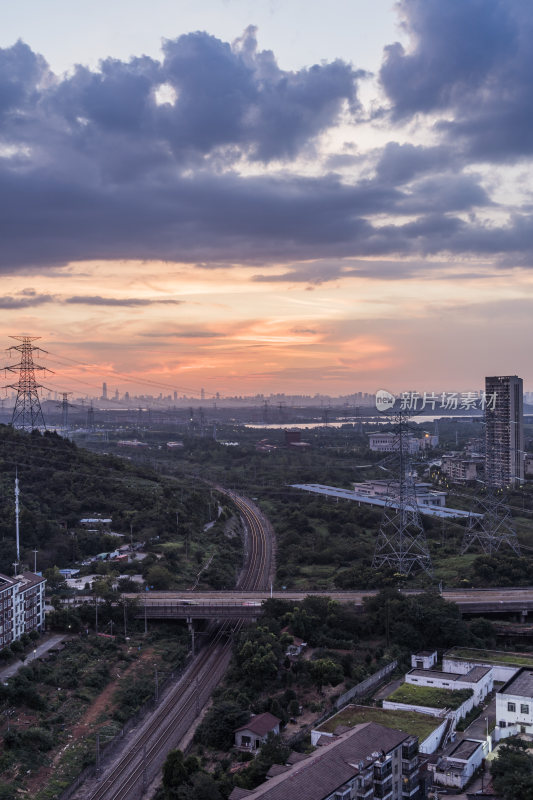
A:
[0,425,212,576]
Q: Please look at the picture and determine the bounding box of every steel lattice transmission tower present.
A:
[462,431,520,556]
[3,336,54,431]
[372,411,433,576]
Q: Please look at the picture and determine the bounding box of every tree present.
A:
[146,565,174,590]
[307,658,343,693]
[194,701,249,750]
[491,739,533,800]
[162,750,189,798]
[177,772,222,800]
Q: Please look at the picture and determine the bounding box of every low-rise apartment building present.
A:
[229,722,422,800]
[496,667,533,737]
[0,572,46,647]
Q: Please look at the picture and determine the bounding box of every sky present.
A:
[1,0,533,399]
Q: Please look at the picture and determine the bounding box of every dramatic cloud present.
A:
[380,0,533,162]
[0,289,55,308]
[0,11,532,282]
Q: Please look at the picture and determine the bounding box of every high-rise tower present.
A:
[4,336,53,431]
[485,375,523,487]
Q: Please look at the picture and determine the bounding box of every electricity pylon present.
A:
[4,336,54,431]
[462,435,520,556]
[372,410,433,575]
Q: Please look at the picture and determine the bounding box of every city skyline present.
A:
[1,1,533,395]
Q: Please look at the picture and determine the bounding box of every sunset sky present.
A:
[1,0,532,398]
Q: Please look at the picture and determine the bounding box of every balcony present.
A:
[374,779,393,799]
[402,739,419,761]
[373,758,393,782]
[401,756,418,775]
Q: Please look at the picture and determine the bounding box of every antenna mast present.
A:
[3,335,54,431]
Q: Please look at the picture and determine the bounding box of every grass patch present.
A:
[387,683,472,710]
[318,704,441,742]
[446,648,533,667]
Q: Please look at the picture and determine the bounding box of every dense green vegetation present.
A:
[0,425,242,590]
[98,418,533,590]
[179,590,497,797]
[491,739,533,799]
[0,625,189,798]
[386,683,472,710]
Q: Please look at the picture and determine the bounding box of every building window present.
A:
[508,703,516,713]
[521,704,529,715]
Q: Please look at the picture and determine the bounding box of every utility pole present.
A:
[3,335,54,430]
[123,600,127,637]
[32,549,38,573]
[14,471,20,563]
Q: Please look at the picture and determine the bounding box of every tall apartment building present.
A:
[0,572,46,648]
[485,375,524,487]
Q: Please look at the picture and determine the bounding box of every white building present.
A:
[406,666,493,705]
[496,667,533,737]
[352,479,447,508]
[368,432,420,453]
[411,651,437,670]
[0,572,46,648]
[428,739,487,789]
[441,455,484,483]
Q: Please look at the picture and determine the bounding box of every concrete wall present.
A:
[406,669,492,704]
[383,695,474,725]
[335,660,398,710]
[443,656,517,684]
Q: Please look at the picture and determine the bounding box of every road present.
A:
[0,634,67,683]
[127,587,533,618]
[75,490,273,800]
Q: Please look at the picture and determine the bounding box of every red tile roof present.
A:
[235,712,281,737]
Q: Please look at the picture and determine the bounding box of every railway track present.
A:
[75,489,273,800]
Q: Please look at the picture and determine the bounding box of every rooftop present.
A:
[447,739,483,762]
[446,647,533,668]
[387,683,472,710]
[235,712,280,737]
[499,667,533,698]
[234,722,408,800]
[317,704,440,742]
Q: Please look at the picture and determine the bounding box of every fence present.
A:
[284,660,398,750]
[335,659,398,710]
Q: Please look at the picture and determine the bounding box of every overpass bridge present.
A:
[127,588,533,621]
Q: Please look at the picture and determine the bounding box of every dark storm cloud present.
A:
[0,19,531,278]
[380,0,533,162]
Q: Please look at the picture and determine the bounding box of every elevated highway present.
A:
[127,587,533,620]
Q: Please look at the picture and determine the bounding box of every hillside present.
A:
[0,425,240,588]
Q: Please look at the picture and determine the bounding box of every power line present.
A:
[3,336,54,431]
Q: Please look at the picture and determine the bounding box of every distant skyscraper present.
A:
[485,375,523,487]
[102,382,107,401]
